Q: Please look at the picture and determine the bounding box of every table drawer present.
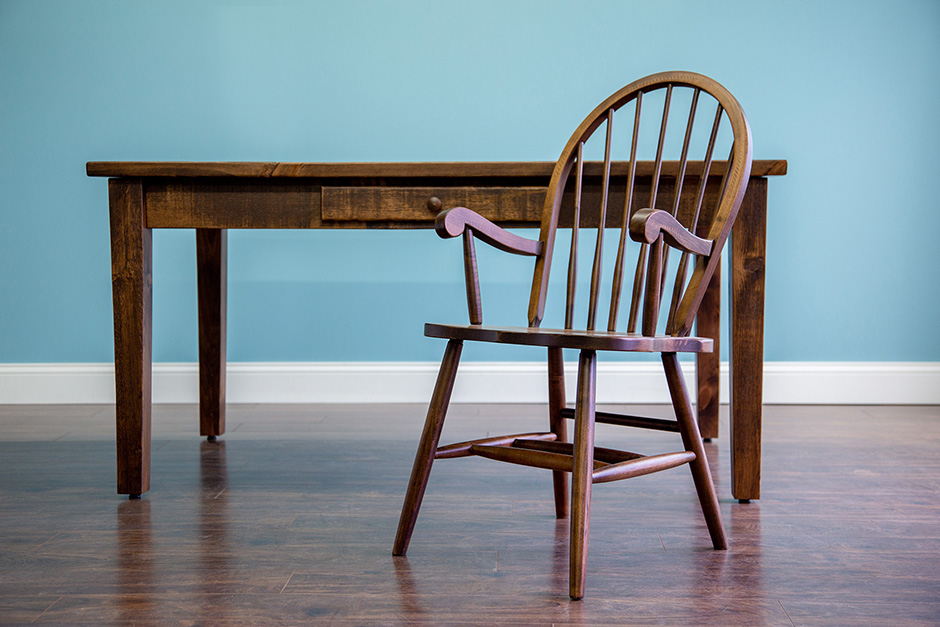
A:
[321,186,546,222]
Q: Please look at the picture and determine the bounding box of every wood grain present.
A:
[322,186,545,222]
[461,231,483,325]
[393,340,463,557]
[469,444,585,473]
[663,352,727,550]
[424,322,713,353]
[3,403,938,624]
[591,450,696,484]
[90,132,783,517]
[730,178,768,501]
[569,350,597,600]
[86,159,787,179]
[108,178,152,497]
[629,208,713,256]
[196,229,226,438]
[560,407,680,432]
[434,432,556,459]
[547,347,569,518]
[434,207,542,255]
[145,179,321,229]
[403,73,755,599]
[696,261,721,440]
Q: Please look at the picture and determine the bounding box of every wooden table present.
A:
[87,160,786,501]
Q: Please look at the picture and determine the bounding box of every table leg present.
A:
[696,261,721,440]
[196,229,227,438]
[109,179,152,497]
[729,178,767,502]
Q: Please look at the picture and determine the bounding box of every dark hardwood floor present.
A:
[1,402,938,625]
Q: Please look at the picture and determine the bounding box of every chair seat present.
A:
[425,322,713,353]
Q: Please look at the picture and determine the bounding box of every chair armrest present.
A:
[628,208,712,256]
[435,207,542,256]
[434,205,542,326]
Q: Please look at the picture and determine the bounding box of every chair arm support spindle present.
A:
[629,208,713,256]
[462,230,483,325]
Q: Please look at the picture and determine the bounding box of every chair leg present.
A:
[662,352,727,550]
[548,347,569,519]
[569,349,597,600]
[393,339,463,556]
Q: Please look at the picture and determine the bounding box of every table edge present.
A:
[86,160,788,179]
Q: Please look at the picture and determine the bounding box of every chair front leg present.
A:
[662,352,727,550]
[393,339,463,556]
[569,349,597,600]
[548,347,569,519]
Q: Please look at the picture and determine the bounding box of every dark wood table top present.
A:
[87,160,788,179]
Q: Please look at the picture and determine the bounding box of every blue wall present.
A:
[1,0,938,363]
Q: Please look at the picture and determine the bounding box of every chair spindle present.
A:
[691,103,725,233]
[658,88,701,302]
[586,109,614,331]
[625,92,647,333]
[608,96,643,332]
[463,229,482,325]
[565,142,585,329]
[655,90,702,332]
[666,102,723,333]
[642,235,664,337]
[632,85,673,335]
[649,85,673,215]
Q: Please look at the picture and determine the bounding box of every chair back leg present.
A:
[662,352,727,550]
[547,347,570,519]
[393,339,464,556]
[569,349,598,600]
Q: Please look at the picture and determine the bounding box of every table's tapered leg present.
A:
[196,229,227,438]
[730,178,767,502]
[696,261,721,440]
[109,179,152,497]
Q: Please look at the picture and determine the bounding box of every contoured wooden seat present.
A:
[393,71,752,600]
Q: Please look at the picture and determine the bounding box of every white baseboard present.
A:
[0,361,938,405]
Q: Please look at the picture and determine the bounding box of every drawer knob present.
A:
[427,196,443,213]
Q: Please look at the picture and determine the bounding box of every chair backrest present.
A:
[528,71,752,338]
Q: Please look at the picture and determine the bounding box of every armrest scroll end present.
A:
[629,208,712,257]
[432,205,541,256]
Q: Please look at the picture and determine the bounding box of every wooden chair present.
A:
[392,71,752,600]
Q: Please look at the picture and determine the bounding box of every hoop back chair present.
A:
[392,71,752,600]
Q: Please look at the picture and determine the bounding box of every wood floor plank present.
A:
[1,403,938,625]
